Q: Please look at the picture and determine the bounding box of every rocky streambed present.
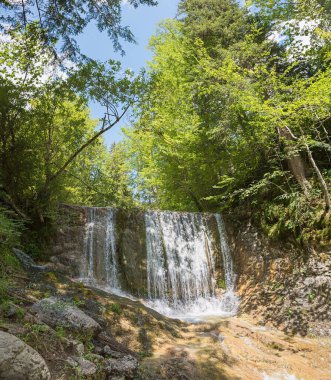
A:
[1,205,330,379]
[0,256,330,380]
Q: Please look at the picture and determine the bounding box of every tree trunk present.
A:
[305,143,330,213]
[278,127,311,196]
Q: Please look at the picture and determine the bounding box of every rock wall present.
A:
[226,219,331,336]
[47,205,331,336]
[48,205,86,277]
[47,206,148,295]
[116,209,148,296]
[47,205,224,298]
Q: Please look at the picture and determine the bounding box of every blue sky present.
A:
[77,0,180,146]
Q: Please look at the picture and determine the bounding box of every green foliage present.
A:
[0,209,22,249]
[0,277,9,301]
[55,326,66,339]
[108,302,122,315]
[125,0,331,246]
[0,209,22,302]
[217,278,226,290]
[0,0,157,59]
[0,26,136,252]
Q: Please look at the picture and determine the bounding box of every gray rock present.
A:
[67,356,97,376]
[104,355,139,379]
[13,248,49,272]
[103,345,125,358]
[86,353,104,362]
[31,297,101,336]
[66,339,84,355]
[0,331,50,380]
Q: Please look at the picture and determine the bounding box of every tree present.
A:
[0,27,136,222]
[125,1,331,244]
[0,0,157,59]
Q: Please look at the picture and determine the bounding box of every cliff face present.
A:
[47,205,331,336]
[47,205,86,277]
[47,205,224,299]
[226,220,331,336]
[47,206,148,295]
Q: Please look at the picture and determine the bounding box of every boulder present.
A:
[0,331,50,380]
[13,248,49,272]
[104,355,139,379]
[67,356,97,376]
[103,345,125,358]
[31,297,101,336]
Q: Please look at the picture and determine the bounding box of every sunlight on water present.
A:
[144,294,238,322]
[81,208,239,320]
[144,211,239,320]
[262,371,303,380]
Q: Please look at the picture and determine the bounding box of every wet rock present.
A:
[31,297,101,336]
[0,331,50,380]
[13,248,49,272]
[104,355,139,379]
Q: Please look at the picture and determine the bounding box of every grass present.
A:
[108,302,122,315]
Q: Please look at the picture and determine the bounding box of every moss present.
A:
[0,276,10,301]
[217,278,226,290]
[0,300,25,320]
[46,272,59,283]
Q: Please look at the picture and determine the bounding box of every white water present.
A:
[81,207,119,290]
[262,371,303,380]
[81,208,239,321]
[104,208,118,288]
[144,211,239,320]
[215,214,239,314]
[83,207,96,280]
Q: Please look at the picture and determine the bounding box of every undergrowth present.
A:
[0,207,23,304]
[233,171,331,247]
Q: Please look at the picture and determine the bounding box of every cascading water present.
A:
[81,207,119,291]
[104,208,118,289]
[215,214,239,313]
[81,207,239,320]
[83,207,96,280]
[144,211,238,319]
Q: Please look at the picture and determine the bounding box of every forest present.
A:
[1,0,330,260]
[0,1,330,378]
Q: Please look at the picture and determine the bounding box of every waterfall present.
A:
[104,209,118,289]
[215,214,239,313]
[215,214,235,291]
[145,212,168,300]
[81,208,239,320]
[82,207,119,290]
[145,212,216,308]
[83,207,96,280]
[144,211,238,319]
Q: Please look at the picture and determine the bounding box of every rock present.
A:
[104,355,139,379]
[13,248,49,272]
[2,303,21,319]
[87,353,104,362]
[0,331,50,380]
[31,297,101,336]
[67,356,97,376]
[66,339,84,356]
[103,345,125,358]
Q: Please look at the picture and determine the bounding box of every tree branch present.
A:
[45,103,130,185]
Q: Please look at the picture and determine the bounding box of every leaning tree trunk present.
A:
[278,126,311,196]
[305,142,330,213]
